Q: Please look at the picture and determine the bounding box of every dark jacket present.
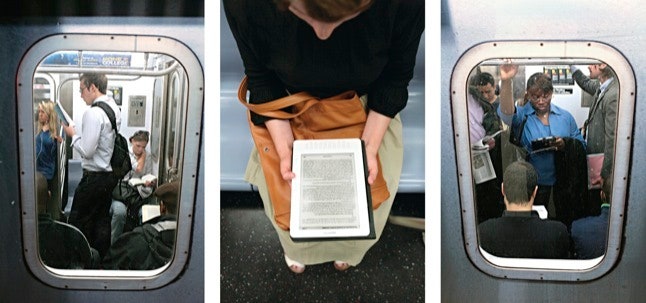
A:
[554,137,589,228]
[571,205,610,259]
[572,70,618,179]
[469,86,502,136]
[478,210,571,259]
[102,215,176,270]
[470,86,505,223]
[469,86,504,179]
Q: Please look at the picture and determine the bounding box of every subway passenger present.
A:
[102,181,178,270]
[37,172,100,269]
[467,79,504,223]
[62,73,121,258]
[478,161,571,259]
[498,63,587,228]
[473,72,500,109]
[571,63,618,216]
[110,130,157,244]
[570,179,612,259]
[36,100,63,219]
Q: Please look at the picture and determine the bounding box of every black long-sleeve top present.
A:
[224,0,425,125]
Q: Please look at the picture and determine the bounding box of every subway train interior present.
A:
[0,1,204,302]
[442,0,645,302]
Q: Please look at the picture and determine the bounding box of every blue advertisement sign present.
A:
[42,52,131,67]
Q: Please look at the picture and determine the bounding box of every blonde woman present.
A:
[36,100,61,193]
[36,100,62,219]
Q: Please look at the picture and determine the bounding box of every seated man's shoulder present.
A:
[542,219,569,233]
[571,214,607,236]
[573,212,606,224]
[544,218,567,227]
[477,217,502,231]
[102,229,149,269]
[570,216,589,232]
[479,215,506,225]
[102,219,176,270]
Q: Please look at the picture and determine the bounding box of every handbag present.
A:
[112,179,139,205]
[112,179,152,232]
[237,76,390,230]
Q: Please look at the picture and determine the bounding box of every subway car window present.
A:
[451,41,635,281]
[17,34,203,289]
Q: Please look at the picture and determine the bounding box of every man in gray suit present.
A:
[571,63,618,213]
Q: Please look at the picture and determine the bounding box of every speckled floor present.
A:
[220,191,425,303]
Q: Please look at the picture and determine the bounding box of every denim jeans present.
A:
[109,200,127,245]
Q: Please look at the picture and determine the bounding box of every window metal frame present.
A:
[17,34,203,289]
[451,41,635,281]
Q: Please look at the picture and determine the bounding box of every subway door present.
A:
[161,69,187,183]
[151,75,166,183]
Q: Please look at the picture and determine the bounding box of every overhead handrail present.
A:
[478,58,603,66]
[36,61,180,77]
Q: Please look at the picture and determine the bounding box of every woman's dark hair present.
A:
[471,72,495,87]
[525,72,553,97]
[274,0,371,22]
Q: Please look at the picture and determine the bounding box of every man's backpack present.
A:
[92,102,132,180]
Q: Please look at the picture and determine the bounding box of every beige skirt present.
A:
[244,101,404,266]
